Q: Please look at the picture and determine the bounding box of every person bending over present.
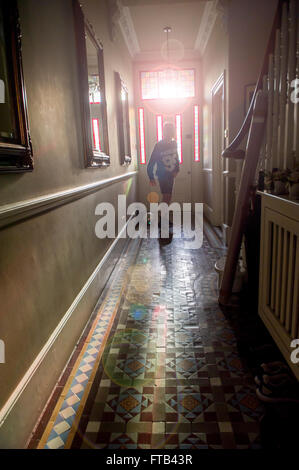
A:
[147,121,179,205]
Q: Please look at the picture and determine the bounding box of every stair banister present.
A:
[222,0,284,160]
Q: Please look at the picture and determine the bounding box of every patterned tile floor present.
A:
[34,231,266,449]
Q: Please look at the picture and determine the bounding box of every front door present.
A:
[147,110,192,206]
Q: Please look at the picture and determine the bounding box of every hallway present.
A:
[31,232,263,449]
[1,0,298,452]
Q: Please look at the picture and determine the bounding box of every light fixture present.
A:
[163,26,172,64]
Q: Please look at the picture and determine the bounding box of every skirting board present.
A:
[0,221,131,449]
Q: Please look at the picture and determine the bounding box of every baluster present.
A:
[266,54,274,171]
[279,3,288,168]
[272,29,281,169]
[285,0,296,168]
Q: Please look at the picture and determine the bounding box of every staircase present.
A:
[218,0,299,378]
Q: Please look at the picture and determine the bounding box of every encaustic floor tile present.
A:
[33,232,265,449]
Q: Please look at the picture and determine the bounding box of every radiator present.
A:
[259,192,299,380]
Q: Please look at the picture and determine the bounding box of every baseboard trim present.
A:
[0,217,132,448]
[0,171,137,229]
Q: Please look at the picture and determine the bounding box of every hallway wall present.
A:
[228,0,278,142]
[201,0,278,228]
[0,0,137,448]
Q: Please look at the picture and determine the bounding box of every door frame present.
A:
[211,71,227,229]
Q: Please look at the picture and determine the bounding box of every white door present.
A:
[147,111,192,205]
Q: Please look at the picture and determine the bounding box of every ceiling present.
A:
[123,0,206,4]
[118,0,213,62]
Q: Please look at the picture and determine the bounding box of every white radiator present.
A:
[259,192,299,379]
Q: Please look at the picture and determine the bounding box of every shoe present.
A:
[254,361,290,386]
[256,373,299,403]
[159,235,173,245]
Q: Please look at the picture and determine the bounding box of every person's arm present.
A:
[147,144,158,182]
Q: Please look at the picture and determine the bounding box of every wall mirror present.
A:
[115,72,131,165]
[73,0,110,168]
[0,0,33,173]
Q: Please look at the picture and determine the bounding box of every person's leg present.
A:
[159,192,173,243]
[162,193,172,204]
[158,177,174,240]
[159,176,174,204]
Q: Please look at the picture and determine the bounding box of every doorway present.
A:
[145,109,193,206]
[211,72,228,237]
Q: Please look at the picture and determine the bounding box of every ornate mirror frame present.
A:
[115,71,131,165]
[0,0,33,173]
[73,0,110,168]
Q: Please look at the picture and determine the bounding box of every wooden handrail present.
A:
[219,91,268,305]
[222,0,284,159]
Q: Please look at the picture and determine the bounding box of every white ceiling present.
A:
[119,0,213,62]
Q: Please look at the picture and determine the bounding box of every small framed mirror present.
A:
[115,72,131,165]
[73,0,110,168]
[0,0,33,173]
